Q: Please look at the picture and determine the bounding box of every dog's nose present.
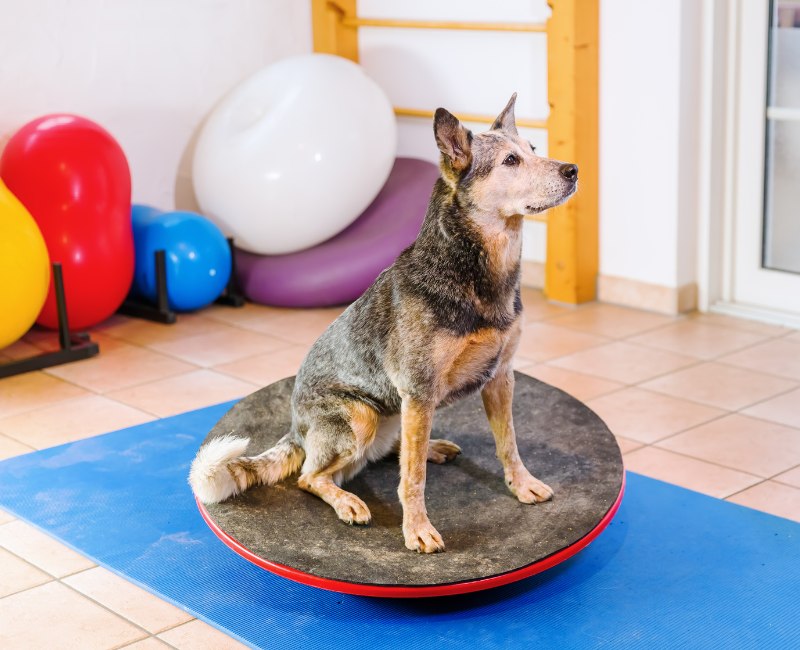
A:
[559,163,578,180]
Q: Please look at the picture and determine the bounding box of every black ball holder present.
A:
[197,373,625,597]
[117,237,244,324]
[0,262,100,380]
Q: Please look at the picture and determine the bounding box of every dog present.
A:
[189,93,578,553]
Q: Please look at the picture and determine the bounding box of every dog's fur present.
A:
[189,94,578,553]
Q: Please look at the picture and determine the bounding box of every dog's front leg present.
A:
[482,366,554,503]
[398,394,445,553]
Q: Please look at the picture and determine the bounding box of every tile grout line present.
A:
[0,542,197,649]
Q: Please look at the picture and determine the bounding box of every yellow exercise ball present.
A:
[0,177,50,350]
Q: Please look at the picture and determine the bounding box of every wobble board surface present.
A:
[199,372,623,592]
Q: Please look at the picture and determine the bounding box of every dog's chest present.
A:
[437,328,509,398]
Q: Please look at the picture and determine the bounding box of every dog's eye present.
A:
[503,154,518,166]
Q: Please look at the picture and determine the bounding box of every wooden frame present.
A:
[310,0,599,304]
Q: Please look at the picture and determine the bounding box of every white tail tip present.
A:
[188,434,250,504]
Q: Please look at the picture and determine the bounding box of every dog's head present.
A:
[433,93,578,218]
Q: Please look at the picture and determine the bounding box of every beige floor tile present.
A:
[586,388,725,444]
[149,328,291,367]
[0,338,43,360]
[519,287,572,320]
[641,362,797,411]
[686,312,790,336]
[0,509,15,525]
[615,435,644,455]
[87,331,133,355]
[215,346,311,386]
[657,414,800,477]
[773,465,800,489]
[64,567,193,634]
[551,341,697,385]
[513,355,536,370]
[742,387,800,429]
[522,365,623,401]
[21,327,132,356]
[0,433,35,460]
[544,303,676,339]
[239,307,346,345]
[718,338,800,381]
[726,480,800,522]
[45,348,195,393]
[515,323,607,363]
[0,520,95,577]
[108,370,255,417]
[0,581,145,649]
[0,547,51,597]
[0,395,155,450]
[785,331,800,344]
[124,639,173,649]
[624,446,761,498]
[96,313,230,347]
[197,301,284,326]
[159,619,250,650]
[629,321,767,360]
[0,372,89,419]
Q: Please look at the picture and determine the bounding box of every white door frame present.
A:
[698,0,800,328]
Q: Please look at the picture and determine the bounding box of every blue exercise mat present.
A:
[0,401,798,649]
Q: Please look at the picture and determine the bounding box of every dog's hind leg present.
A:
[297,401,378,525]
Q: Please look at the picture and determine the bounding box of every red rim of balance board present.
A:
[197,470,625,599]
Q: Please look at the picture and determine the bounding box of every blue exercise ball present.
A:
[130,205,231,311]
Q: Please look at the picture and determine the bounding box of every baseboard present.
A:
[520,260,544,289]
[709,300,800,329]
[597,275,697,315]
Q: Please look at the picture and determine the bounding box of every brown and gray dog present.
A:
[189,94,578,553]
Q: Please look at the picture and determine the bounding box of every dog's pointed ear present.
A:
[491,93,519,136]
[434,108,473,174]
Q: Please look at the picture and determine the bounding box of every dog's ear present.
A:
[491,93,519,136]
[433,108,473,174]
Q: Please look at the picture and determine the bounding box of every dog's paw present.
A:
[427,439,462,464]
[508,471,554,504]
[404,521,446,553]
[334,493,372,525]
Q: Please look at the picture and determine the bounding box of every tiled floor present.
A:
[1,288,799,649]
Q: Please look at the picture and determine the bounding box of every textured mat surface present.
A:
[0,401,798,649]
[202,374,623,586]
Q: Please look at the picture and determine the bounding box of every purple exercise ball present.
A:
[235,158,439,308]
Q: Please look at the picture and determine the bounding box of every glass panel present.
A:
[763,1,800,274]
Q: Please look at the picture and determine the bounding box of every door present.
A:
[722,0,800,324]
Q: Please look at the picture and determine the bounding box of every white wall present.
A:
[0,0,312,211]
[599,0,702,291]
[358,0,552,266]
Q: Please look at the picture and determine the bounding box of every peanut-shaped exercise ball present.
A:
[193,54,397,255]
[0,114,134,330]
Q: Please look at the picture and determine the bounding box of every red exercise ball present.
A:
[0,114,134,329]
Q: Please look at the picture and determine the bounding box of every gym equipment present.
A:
[0,114,134,330]
[193,54,397,255]
[236,158,439,308]
[0,178,50,349]
[197,373,624,597]
[0,263,99,379]
[127,206,232,312]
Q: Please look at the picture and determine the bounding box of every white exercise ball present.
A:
[193,54,397,255]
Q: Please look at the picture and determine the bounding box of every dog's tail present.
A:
[188,433,305,504]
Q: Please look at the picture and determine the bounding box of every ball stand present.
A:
[0,262,99,379]
[117,237,244,324]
